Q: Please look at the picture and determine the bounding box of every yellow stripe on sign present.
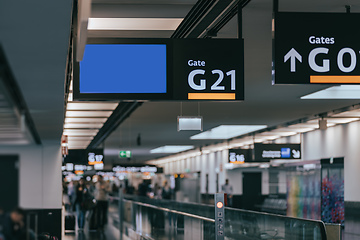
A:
[310,76,360,84]
[188,93,236,100]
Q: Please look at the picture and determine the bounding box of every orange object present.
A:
[88,161,103,165]
[217,201,224,208]
[188,93,236,100]
[310,75,360,84]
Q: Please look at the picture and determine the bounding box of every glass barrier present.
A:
[110,194,327,240]
[225,207,326,240]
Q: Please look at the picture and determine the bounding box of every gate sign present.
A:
[228,149,252,164]
[74,38,244,101]
[254,143,301,161]
[273,12,360,84]
[172,39,244,100]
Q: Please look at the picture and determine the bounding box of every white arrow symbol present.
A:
[292,149,300,158]
[284,48,302,72]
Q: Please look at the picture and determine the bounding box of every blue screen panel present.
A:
[80,44,167,94]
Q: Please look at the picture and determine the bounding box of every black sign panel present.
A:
[64,149,104,165]
[228,149,252,164]
[112,165,163,173]
[173,39,244,101]
[274,12,360,84]
[254,144,301,161]
[74,38,244,101]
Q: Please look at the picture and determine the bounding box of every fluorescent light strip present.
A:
[66,111,113,117]
[64,123,103,129]
[327,118,359,124]
[65,117,108,123]
[87,18,183,31]
[67,102,118,111]
[333,110,360,118]
[63,130,98,136]
[67,136,93,141]
[301,85,360,99]
[150,145,194,154]
[191,125,267,140]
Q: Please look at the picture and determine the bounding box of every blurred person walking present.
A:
[154,183,162,199]
[138,181,149,197]
[0,207,26,240]
[74,178,90,231]
[221,179,234,207]
[162,181,171,200]
[94,175,109,231]
[67,181,75,212]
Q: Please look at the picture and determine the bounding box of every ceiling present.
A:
[99,0,360,165]
[0,78,33,145]
[0,0,72,143]
[1,0,360,167]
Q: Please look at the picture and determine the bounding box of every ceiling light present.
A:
[68,92,73,102]
[332,110,360,118]
[301,85,360,99]
[67,102,118,110]
[64,123,103,129]
[150,145,194,154]
[65,117,108,123]
[268,128,298,136]
[66,111,113,117]
[87,18,183,31]
[306,119,336,127]
[327,118,359,124]
[190,125,267,140]
[66,136,93,141]
[288,123,319,129]
[63,129,98,136]
[286,127,316,133]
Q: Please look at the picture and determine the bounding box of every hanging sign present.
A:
[273,12,360,84]
[254,143,301,161]
[74,38,244,101]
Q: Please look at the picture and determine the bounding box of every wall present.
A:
[0,141,62,209]
[303,121,360,202]
[161,149,270,196]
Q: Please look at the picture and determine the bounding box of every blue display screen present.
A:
[80,44,167,93]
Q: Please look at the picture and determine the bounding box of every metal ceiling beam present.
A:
[0,45,41,144]
[87,101,143,149]
[171,0,251,39]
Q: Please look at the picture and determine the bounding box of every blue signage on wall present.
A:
[281,148,291,158]
[254,144,301,161]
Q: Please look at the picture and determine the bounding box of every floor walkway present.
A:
[63,206,120,240]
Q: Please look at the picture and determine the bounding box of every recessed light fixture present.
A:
[301,85,360,99]
[190,125,267,140]
[87,18,183,31]
[150,145,194,154]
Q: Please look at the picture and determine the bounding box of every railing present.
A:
[109,194,330,240]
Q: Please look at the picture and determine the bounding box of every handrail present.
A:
[116,195,328,240]
[225,206,327,240]
[123,199,215,223]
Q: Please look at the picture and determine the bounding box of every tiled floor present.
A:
[63,208,120,240]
